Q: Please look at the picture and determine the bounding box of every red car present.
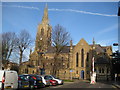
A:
[49,79,58,86]
[44,76,58,86]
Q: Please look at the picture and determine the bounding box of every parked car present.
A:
[44,75,63,85]
[0,70,18,89]
[18,75,29,89]
[49,79,58,86]
[37,75,50,87]
[22,74,44,89]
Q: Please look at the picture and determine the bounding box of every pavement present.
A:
[85,80,120,89]
[63,79,120,88]
[112,81,120,89]
[40,79,120,89]
[84,79,120,88]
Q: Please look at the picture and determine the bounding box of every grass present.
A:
[63,79,74,82]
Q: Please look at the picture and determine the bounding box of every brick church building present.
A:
[19,4,112,80]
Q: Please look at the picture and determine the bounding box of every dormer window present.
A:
[41,28,44,35]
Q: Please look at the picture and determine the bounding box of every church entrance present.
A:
[40,68,45,75]
[81,70,84,79]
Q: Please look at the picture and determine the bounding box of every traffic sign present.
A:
[70,70,73,72]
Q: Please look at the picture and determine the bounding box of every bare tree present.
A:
[0,34,2,69]
[2,32,17,61]
[16,30,32,64]
[52,24,70,76]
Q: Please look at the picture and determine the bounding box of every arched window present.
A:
[25,69,28,73]
[43,63,45,68]
[61,57,64,61]
[41,28,44,35]
[76,70,78,74]
[33,60,36,66]
[64,71,66,74]
[102,68,104,73]
[87,52,89,62]
[81,49,84,67]
[76,53,79,67]
[33,70,34,74]
[107,68,109,73]
[46,57,48,59]
[99,68,101,73]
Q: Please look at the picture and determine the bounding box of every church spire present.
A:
[93,38,95,49]
[93,38,95,45]
[42,3,49,24]
[35,4,52,52]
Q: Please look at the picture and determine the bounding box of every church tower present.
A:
[35,4,52,53]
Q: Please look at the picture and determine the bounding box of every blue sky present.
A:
[2,2,118,53]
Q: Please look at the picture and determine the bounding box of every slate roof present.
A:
[46,46,71,53]
[90,44,108,53]
[95,57,110,64]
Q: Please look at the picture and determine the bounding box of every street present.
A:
[39,80,117,89]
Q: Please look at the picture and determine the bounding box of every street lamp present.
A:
[118,1,120,16]
[112,43,120,82]
[113,43,119,46]
[90,39,96,84]
[0,60,2,70]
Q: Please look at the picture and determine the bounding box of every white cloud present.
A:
[97,38,119,52]
[97,38,117,46]
[97,24,118,35]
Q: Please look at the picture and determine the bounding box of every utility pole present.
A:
[112,43,120,81]
[90,38,96,84]
[118,2,120,51]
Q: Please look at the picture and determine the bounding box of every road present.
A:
[40,80,117,89]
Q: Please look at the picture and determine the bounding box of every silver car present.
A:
[37,75,50,86]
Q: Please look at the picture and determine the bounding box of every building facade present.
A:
[19,5,112,80]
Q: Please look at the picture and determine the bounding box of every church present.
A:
[19,4,112,81]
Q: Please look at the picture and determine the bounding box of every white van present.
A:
[0,70,18,89]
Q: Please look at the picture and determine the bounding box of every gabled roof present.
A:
[90,44,109,53]
[76,38,89,47]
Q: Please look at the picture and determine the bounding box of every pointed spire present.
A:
[93,38,95,45]
[93,38,95,49]
[70,40,73,46]
[45,3,48,8]
[42,3,49,24]
[70,40,73,52]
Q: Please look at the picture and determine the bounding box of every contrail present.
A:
[0,5,117,17]
[0,5,40,10]
[48,8,117,17]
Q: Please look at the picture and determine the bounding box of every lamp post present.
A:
[90,39,96,84]
[112,43,119,82]
[0,60,2,70]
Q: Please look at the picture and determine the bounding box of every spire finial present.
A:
[93,38,95,49]
[45,3,48,9]
[93,37,95,45]
[70,40,73,46]
[42,3,49,24]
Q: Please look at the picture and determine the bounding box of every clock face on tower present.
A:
[40,38,42,40]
